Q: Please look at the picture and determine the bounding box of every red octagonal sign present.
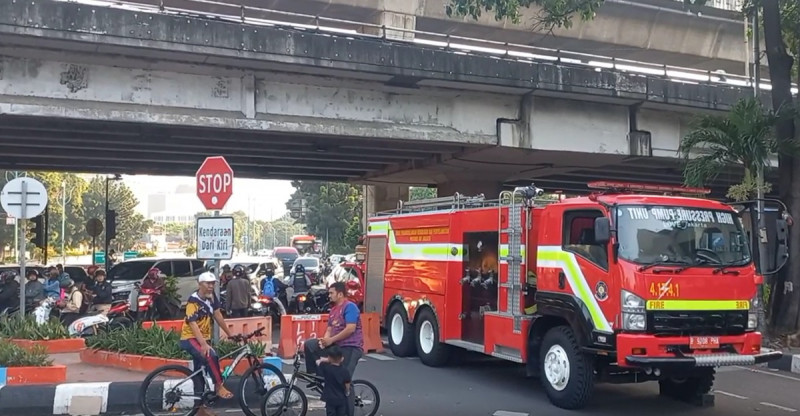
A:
[196,156,234,211]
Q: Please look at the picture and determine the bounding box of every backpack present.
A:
[261,278,276,297]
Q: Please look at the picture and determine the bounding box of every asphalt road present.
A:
[174,348,800,416]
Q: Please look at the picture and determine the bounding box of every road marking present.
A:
[493,411,529,416]
[760,402,798,412]
[714,390,748,400]
[367,353,395,361]
[736,366,800,382]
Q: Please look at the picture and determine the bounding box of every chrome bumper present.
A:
[626,350,783,368]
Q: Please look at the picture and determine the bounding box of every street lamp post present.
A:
[105,174,122,270]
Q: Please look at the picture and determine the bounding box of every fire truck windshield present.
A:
[615,204,752,267]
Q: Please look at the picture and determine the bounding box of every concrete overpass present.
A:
[0,0,772,210]
[114,0,751,74]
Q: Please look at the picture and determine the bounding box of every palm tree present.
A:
[678,97,795,201]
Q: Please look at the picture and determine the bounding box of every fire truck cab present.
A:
[363,181,786,410]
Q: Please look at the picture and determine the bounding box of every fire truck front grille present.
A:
[647,310,747,336]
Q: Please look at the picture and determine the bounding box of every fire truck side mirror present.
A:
[594,217,611,244]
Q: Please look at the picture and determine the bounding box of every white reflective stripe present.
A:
[537,245,613,333]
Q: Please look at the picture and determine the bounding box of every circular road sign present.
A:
[196,156,234,211]
[86,218,104,238]
[0,177,48,219]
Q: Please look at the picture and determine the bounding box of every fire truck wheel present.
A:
[539,326,594,410]
[658,370,715,400]
[415,308,450,367]
[388,303,416,357]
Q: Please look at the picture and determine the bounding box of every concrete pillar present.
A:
[437,179,505,200]
[362,184,410,228]
[363,0,419,40]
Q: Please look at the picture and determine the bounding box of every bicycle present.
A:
[138,327,286,416]
[260,341,380,416]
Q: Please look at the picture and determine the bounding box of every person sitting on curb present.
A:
[179,272,238,415]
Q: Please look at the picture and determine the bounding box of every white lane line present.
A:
[367,353,396,361]
[736,366,800,382]
[493,411,529,416]
[760,402,798,412]
[714,390,749,400]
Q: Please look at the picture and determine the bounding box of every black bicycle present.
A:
[138,327,286,416]
[260,341,380,416]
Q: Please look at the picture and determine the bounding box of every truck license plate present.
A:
[689,336,719,349]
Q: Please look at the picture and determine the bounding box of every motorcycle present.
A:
[130,283,180,320]
[68,299,134,337]
[291,284,330,314]
[250,292,286,323]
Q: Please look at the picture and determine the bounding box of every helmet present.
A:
[59,278,74,288]
[146,268,164,280]
[294,264,305,275]
[26,269,41,279]
[232,264,246,278]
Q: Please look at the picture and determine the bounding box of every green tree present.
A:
[679,98,796,201]
[82,176,152,251]
[409,187,437,201]
[286,181,362,254]
[446,0,709,30]
[230,210,248,252]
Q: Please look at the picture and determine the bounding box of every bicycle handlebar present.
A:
[230,327,266,343]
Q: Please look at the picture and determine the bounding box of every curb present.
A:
[0,375,291,416]
[766,349,800,374]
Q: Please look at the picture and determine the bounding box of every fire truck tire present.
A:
[415,308,451,367]
[658,370,715,400]
[387,303,416,357]
[539,326,594,410]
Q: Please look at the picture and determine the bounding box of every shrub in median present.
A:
[0,342,53,367]
[86,323,267,359]
[0,315,71,340]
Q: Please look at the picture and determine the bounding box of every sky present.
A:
[121,175,295,221]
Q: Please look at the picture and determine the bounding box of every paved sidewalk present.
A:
[51,353,145,383]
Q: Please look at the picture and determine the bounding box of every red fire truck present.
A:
[363,181,788,410]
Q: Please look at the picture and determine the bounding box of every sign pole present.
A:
[212,209,221,343]
[18,180,27,316]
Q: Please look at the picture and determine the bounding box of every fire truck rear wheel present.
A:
[388,303,416,357]
[539,325,594,410]
[415,308,450,367]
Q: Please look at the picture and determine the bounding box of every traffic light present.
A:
[106,209,117,241]
[31,215,45,249]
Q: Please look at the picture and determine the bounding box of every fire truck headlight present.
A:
[621,290,646,331]
[748,295,759,330]
[623,313,646,331]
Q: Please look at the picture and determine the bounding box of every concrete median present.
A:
[0,376,277,416]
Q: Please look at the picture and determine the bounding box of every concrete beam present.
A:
[120,0,749,71]
[0,0,763,112]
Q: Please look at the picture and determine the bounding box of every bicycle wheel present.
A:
[237,360,287,416]
[139,364,199,416]
[261,384,307,416]
[352,379,380,416]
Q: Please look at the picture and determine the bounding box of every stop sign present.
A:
[196,156,234,210]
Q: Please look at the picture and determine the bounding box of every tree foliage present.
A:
[286,181,362,254]
[679,97,797,200]
[82,176,152,251]
[446,0,709,30]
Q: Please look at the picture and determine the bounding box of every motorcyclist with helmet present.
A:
[225,264,252,318]
[24,269,45,310]
[141,267,169,318]
[286,264,313,313]
[0,271,20,312]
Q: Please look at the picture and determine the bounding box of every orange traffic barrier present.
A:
[278,314,329,358]
[142,316,272,347]
[277,312,383,358]
[362,312,384,354]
